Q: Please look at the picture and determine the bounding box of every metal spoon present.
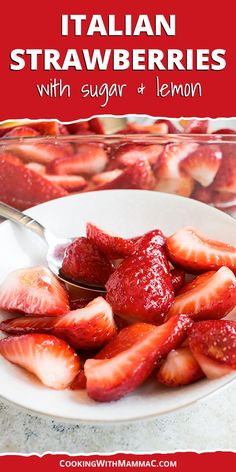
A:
[0,202,106,296]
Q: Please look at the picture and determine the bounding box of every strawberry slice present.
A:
[154,143,198,197]
[113,143,163,168]
[191,184,215,204]
[89,118,105,134]
[96,158,155,191]
[0,297,116,350]
[106,230,174,323]
[45,174,87,192]
[47,144,108,175]
[0,334,80,389]
[61,237,114,286]
[4,126,72,164]
[180,119,209,134]
[96,322,156,359]
[212,145,236,193]
[84,314,192,402]
[167,226,236,273]
[86,222,134,259]
[189,320,236,379]
[156,347,204,387]
[154,119,179,133]
[166,267,236,321]
[213,129,236,135]
[178,271,216,294]
[170,268,185,293]
[0,153,24,167]
[181,145,222,187]
[92,170,123,186]
[0,266,70,316]
[0,160,68,210]
[25,162,46,174]
[121,122,168,134]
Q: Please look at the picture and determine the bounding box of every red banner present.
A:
[0,0,235,120]
[0,453,235,471]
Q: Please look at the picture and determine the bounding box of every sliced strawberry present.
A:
[89,118,105,134]
[96,158,155,191]
[0,334,80,389]
[0,153,24,167]
[92,170,123,186]
[122,122,168,134]
[181,145,222,187]
[106,230,174,324]
[189,320,236,378]
[25,162,46,174]
[167,226,236,273]
[0,266,70,316]
[178,271,216,294]
[212,145,236,193]
[166,267,236,321]
[212,191,236,212]
[113,143,163,168]
[45,174,87,192]
[84,314,192,402]
[4,127,72,164]
[70,369,87,390]
[156,346,204,387]
[61,237,114,286]
[23,121,68,136]
[0,159,67,210]
[47,144,108,175]
[95,322,156,359]
[154,119,179,133]
[180,119,209,134]
[213,129,236,135]
[0,297,116,350]
[154,143,198,197]
[191,184,216,204]
[86,222,134,259]
[69,296,95,310]
[170,268,185,293]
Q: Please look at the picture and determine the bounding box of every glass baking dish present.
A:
[0,130,236,217]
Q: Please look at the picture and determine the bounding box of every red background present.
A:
[0,0,235,121]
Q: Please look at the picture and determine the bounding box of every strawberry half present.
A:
[47,144,108,175]
[45,174,87,192]
[25,162,46,174]
[113,143,163,168]
[170,268,185,293]
[92,170,123,186]
[0,334,80,389]
[0,159,67,210]
[154,143,198,197]
[0,266,70,316]
[84,314,192,402]
[156,347,204,387]
[106,230,174,323]
[181,145,222,187]
[166,267,236,321]
[212,145,236,193]
[96,322,156,359]
[61,237,114,286]
[96,158,155,191]
[167,226,236,273]
[86,222,134,259]
[189,320,236,379]
[0,297,116,350]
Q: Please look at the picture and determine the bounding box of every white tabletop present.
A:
[0,381,235,454]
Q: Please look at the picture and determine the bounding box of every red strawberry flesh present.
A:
[84,314,192,402]
[156,346,204,387]
[86,222,134,258]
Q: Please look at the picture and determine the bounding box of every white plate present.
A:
[0,190,235,423]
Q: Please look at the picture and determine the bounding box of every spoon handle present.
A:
[0,202,46,239]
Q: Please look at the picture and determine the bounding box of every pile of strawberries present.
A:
[0,118,236,214]
[0,223,235,402]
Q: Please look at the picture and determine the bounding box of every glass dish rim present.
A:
[0,133,236,146]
